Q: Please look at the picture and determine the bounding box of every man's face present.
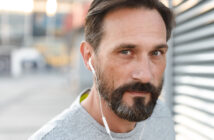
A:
[94,8,167,122]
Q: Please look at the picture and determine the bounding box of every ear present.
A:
[80,41,94,71]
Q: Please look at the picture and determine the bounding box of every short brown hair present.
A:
[85,0,175,52]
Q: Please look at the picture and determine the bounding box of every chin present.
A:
[111,96,157,122]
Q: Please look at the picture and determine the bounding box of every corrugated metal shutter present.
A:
[171,0,214,140]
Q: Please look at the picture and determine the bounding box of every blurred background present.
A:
[0,0,213,140]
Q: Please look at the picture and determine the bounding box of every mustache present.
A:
[112,81,163,97]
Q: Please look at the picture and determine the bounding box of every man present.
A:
[29,0,175,139]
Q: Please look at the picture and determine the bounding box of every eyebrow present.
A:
[115,43,136,50]
[155,44,168,50]
[115,43,168,50]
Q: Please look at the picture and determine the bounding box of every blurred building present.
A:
[0,0,91,77]
[164,0,214,140]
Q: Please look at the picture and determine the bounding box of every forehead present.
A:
[97,7,167,52]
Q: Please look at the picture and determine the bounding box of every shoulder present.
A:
[28,98,84,140]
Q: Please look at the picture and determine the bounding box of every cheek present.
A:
[99,62,117,86]
[104,61,130,88]
[151,61,166,85]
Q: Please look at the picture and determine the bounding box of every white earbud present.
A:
[88,58,95,75]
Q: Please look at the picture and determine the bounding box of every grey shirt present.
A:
[29,90,175,140]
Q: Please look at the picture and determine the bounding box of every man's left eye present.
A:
[152,50,162,56]
[120,50,131,55]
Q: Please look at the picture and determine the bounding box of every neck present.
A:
[81,84,136,133]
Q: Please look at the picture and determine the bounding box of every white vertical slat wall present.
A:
[170,0,214,140]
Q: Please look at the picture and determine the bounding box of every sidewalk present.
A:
[0,73,76,140]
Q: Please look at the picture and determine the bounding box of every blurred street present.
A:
[0,73,76,140]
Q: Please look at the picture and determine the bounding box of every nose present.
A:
[131,56,153,83]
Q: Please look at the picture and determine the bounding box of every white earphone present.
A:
[88,58,95,75]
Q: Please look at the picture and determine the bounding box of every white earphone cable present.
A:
[89,58,114,140]
[139,120,147,140]
[98,92,114,140]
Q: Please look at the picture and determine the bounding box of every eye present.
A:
[120,50,131,55]
[152,50,162,56]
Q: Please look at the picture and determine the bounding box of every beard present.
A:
[96,70,163,122]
